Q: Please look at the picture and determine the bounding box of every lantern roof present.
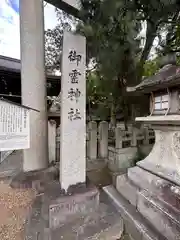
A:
[127,54,180,94]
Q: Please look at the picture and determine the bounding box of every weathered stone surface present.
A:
[88,121,98,160]
[137,190,180,240]
[88,222,123,240]
[20,0,49,172]
[25,186,122,240]
[86,159,106,172]
[108,146,136,172]
[141,232,158,240]
[60,31,86,191]
[136,128,180,186]
[103,185,163,240]
[128,166,169,193]
[121,233,135,240]
[49,185,99,229]
[50,195,123,240]
[128,166,180,222]
[48,120,56,164]
[24,195,44,240]
[127,166,180,239]
[116,174,138,206]
[98,121,109,159]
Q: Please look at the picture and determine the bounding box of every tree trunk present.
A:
[137,20,158,81]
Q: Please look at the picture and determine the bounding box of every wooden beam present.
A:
[45,0,81,19]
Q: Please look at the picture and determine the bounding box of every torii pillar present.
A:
[20,0,48,171]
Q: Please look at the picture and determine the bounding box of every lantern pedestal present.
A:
[136,115,180,186]
[103,115,180,240]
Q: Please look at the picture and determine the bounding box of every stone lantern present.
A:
[131,54,180,183]
[104,54,180,240]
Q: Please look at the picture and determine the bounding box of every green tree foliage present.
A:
[45,0,180,121]
[77,0,141,86]
[45,9,77,73]
[143,58,160,77]
[78,0,180,122]
[86,70,121,120]
[78,0,180,84]
[155,7,180,55]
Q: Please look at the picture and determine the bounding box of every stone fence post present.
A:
[48,120,56,164]
[131,128,137,147]
[143,127,149,145]
[56,125,60,162]
[88,121,97,160]
[98,121,108,159]
[115,127,123,149]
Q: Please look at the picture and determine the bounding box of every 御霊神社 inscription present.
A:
[60,31,86,191]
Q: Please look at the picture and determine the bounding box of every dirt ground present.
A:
[87,165,112,188]
[0,182,36,240]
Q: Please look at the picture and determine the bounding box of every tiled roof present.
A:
[0,55,60,80]
[129,65,180,93]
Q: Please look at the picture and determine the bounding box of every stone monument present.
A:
[46,30,100,230]
[104,54,180,240]
[60,30,86,191]
[41,30,123,239]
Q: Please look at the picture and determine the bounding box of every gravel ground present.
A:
[0,182,36,240]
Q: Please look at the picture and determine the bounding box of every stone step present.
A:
[50,200,123,240]
[116,174,138,206]
[128,166,180,237]
[103,185,167,240]
[137,190,180,240]
[128,166,169,193]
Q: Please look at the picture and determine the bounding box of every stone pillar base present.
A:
[25,181,123,240]
[46,183,99,229]
[136,127,180,186]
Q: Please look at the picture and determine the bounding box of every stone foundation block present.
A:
[103,185,163,240]
[49,186,99,229]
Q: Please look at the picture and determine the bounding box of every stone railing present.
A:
[85,122,155,172]
[108,126,155,173]
[48,121,155,173]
